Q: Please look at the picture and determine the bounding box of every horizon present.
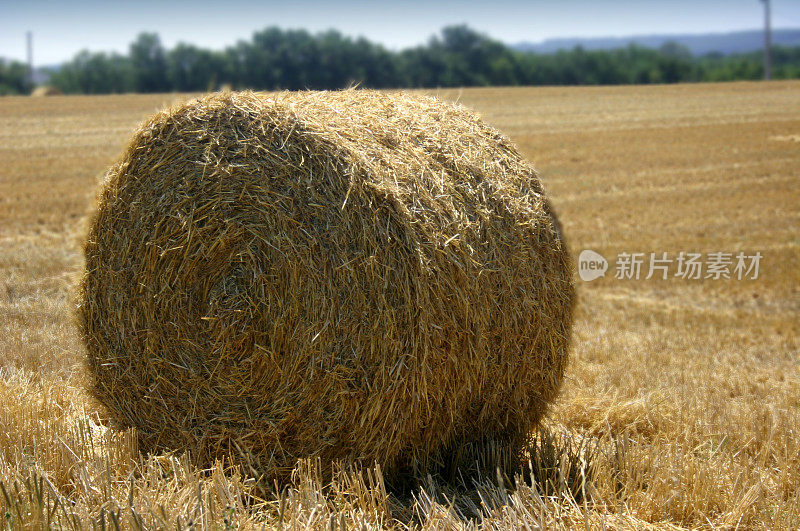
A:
[3,0,800,66]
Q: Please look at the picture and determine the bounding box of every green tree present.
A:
[130,33,169,93]
[49,51,134,94]
[0,59,32,95]
[401,25,517,87]
[654,42,696,82]
[23,24,800,95]
[168,43,225,91]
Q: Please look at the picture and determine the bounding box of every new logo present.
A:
[578,249,608,282]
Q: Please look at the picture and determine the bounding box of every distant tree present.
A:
[0,59,32,95]
[352,37,403,88]
[22,24,800,96]
[130,33,169,93]
[654,42,696,83]
[658,41,692,60]
[168,43,225,92]
[398,46,448,87]
[50,51,134,94]
[229,27,402,91]
[401,25,517,87]
[309,30,402,89]
[236,27,313,89]
[771,45,800,78]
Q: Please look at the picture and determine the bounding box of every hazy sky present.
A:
[2,0,799,66]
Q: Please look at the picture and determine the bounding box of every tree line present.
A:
[2,25,800,95]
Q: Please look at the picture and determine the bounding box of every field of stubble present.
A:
[0,82,798,529]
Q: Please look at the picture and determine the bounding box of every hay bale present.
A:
[31,85,62,97]
[79,90,574,479]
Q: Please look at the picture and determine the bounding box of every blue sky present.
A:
[2,0,799,65]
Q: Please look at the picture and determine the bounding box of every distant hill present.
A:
[513,29,800,56]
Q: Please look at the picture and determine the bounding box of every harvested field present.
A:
[0,81,798,528]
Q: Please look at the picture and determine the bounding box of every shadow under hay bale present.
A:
[78,89,575,483]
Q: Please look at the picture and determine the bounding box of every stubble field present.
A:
[0,81,798,529]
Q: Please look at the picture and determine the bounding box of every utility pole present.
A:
[761,0,771,80]
[26,31,34,85]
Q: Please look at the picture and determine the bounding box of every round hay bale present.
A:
[79,90,574,479]
[31,85,62,97]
